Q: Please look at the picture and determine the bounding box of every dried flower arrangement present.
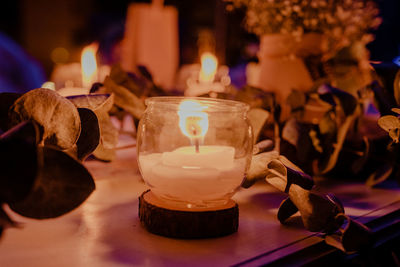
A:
[226,0,381,57]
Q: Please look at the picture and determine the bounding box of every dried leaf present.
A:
[137,65,154,82]
[319,112,336,135]
[253,139,274,155]
[247,108,269,143]
[0,207,19,238]
[235,86,275,110]
[265,159,314,193]
[89,82,104,94]
[67,94,118,161]
[309,129,322,153]
[282,118,299,146]
[297,192,344,232]
[378,115,400,132]
[242,150,279,188]
[318,106,360,174]
[76,108,100,160]
[109,64,142,96]
[67,94,114,112]
[392,108,400,115]
[266,159,342,233]
[389,128,400,143]
[277,197,298,224]
[0,92,21,131]
[394,69,400,106]
[9,88,81,150]
[9,146,95,219]
[0,121,38,203]
[331,88,357,116]
[351,137,370,174]
[104,76,145,119]
[93,113,118,161]
[325,214,372,253]
[366,163,393,187]
[370,81,396,115]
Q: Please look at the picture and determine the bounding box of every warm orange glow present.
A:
[81,43,98,88]
[178,100,209,142]
[199,52,218,83]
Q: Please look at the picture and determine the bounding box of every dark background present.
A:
[0,0,399,77]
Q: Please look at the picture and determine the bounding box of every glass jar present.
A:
[137,97,253,209]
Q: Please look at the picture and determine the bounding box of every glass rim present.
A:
[145,96,250,112]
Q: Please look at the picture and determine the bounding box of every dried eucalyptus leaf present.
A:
[378,115,400,132]
[265,159,314,192]
[109,64,142,96]
[104,76,145,119]
[389,128,400,143]
[0,121,38,203]
[9,88,81,150]
[137,65,154,82]
[318,107,359,174]
[266,159,314,193]
[93,112,118,161]
[392,108,400,115]
[366,163,393,187]
[394,69,400,106]
[296,192,344,232]
[278,155,304,173]
[370,81,396,115]
[309,129,323,153]
[277,197,299,224]
[331,88,357,116]
[9,146,95,219]
[282,118,299,146]
[351,137,370,174]
[319,112,336,135]
[0,92,21,131]
[242,150,279,188]
[253,139,274,155]
[235,86,275,110]
[68,94,118,161]
[67,94,114,112]
[325,214,372,253]
[89,82,104,94]
[76,108,100,160]
[247,108,269,143]
[0,208,19,237]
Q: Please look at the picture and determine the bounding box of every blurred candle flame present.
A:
[198,52,218,83]
[81,43,98,88]
[178,100,209,144]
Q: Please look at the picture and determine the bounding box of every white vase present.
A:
[256,34,321,118]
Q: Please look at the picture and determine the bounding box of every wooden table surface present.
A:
[1,147,399,267]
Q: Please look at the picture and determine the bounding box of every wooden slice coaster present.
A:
[138,190,239,239]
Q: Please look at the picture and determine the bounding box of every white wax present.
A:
[138,145,246,206]
[161,145,234,169]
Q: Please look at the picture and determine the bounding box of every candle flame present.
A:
[178,100,209,143]
[81,43,98,88]
[199,52,218,83]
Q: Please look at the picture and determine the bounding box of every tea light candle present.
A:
[184,53,230,97]
[137,96,252,238]
[138,99,246,207]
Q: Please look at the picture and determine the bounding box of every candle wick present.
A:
[191,125,200,153]
[195,138,200,153]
